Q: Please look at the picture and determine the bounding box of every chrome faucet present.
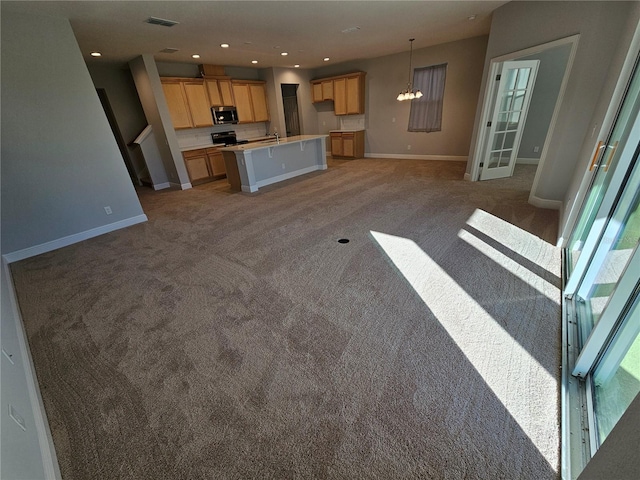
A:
[272,130,280,144]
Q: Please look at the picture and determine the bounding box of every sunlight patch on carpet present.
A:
[370,229,558,469]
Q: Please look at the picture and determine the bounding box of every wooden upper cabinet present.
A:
[183,80,214,127]
[249,84,269,122]
[346,76,363,114]
[232,80,269,123]
[311,79,335,103]
[312,83,323,103]
[162,78,215,129]
[204,78,235,107]
[218,80,234,106]
[161,80,192,129]
[232,84,254,123]
[322,80,334,101]
[205,79,223,106]
[333,78,347,115]
[311,72,365,115]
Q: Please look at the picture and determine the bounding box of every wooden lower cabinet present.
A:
[183,148,226,185]
[330,131,365,159]
[206,148,226,176]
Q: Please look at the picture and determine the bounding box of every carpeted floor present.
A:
[11,159,561,479]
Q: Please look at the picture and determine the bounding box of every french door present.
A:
[480,60,539,180]
[563,53,640,478]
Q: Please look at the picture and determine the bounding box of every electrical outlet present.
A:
[533,146,540,153]
[9,404,26,431]
[407,145,411,150]
[392,117,396,123]
[104,206,112,215]
[281,163,286,170]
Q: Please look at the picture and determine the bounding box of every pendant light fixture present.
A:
[397,38,423,101]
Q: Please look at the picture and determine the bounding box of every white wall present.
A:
[560,2,640,241]
[517,43,573,162]
[1,11,147,259]
[261,67,320,138]
[466,1,633,202]
[87,64,149,178]
[129,55,191,189]
[1,262,60,479]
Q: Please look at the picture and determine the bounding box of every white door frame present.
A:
[468,35,580,205]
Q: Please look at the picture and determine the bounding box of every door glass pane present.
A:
[505,69,518,90]
[492,133,505,150]
[516,69,531,89]
[567,61,640,275]
[592,290,640,445]
[575,152,640,338]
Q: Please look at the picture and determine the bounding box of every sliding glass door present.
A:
[563,53,640,478]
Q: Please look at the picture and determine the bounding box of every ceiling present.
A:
[2,1,509,69]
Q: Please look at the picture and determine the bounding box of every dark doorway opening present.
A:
[281,84,301,136]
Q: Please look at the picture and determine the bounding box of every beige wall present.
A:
[311,35,489,159]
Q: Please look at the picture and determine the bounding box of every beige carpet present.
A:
[11,159,561,479]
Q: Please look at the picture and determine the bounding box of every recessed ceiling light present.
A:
[281,52,288,56]
[251,60,258,64]
[294,64,300,68]
[220,43,229,48]
[90,52,102,57]
[192,54,200,59]
[323,57,330,62]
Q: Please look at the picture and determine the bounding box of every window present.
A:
[408,63,447,132]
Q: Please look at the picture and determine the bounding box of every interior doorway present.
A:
[469,35,579,199]
[96,88,140,186]
[281,84,301,136]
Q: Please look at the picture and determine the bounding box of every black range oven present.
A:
[211,131,249,146]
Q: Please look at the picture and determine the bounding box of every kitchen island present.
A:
[221,135,328,192]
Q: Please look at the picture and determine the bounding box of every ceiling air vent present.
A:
[145,16,179,27]
[160,48,179,54]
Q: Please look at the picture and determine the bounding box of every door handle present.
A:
[603,141,618,171]
[589,141,605,171]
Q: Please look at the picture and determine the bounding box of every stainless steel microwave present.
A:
[212,106,238,125]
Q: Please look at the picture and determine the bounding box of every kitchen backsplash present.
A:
[176,123,268,149]
[340,114,365,131]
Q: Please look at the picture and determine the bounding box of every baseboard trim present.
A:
[169,181,192,190]
[516,157,540,165]
[2,260,62,479]
[153,182,171,190]
[365,153,468,162]
[2,214,148,264]
[529,195,563,211]
[464,172,473,181]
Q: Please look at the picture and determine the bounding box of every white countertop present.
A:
[179,142,226,152]
[329,129,365,133]
[180,135,281,152]
[220,134,328,152]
